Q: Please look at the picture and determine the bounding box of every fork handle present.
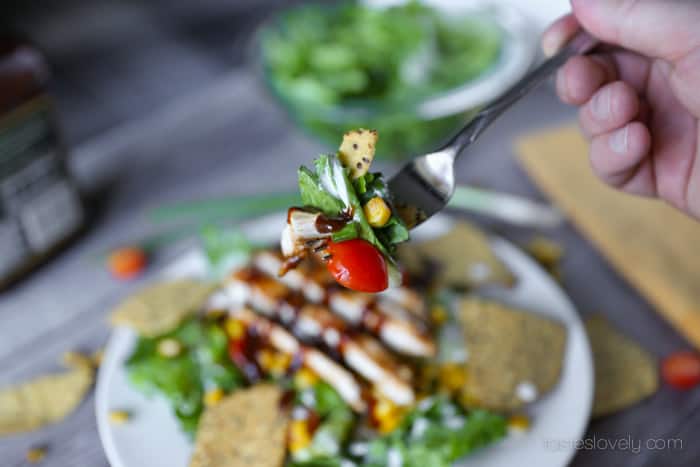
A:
[445,30,599,157]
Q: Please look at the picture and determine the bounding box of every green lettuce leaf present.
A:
[299,166,345,216]
[298,155,408,261]
[126,318,244,436]
[356,396,506,467]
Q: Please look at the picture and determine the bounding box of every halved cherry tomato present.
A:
[325,239,388,293]
[662,351,700,390]
[107,247,147,280]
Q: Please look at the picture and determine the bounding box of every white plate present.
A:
[96,213,593,467]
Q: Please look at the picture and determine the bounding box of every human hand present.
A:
[542,0,700,219]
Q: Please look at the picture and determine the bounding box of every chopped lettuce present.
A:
[126,318,243,435]
[293,382,356,464]
[200,225,254,278]
[358,396,506,467]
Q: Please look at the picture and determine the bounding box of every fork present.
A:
[388,31,598,228]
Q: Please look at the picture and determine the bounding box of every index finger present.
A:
[542,14,580,57]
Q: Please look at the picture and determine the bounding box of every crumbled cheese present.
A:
[516,381,538,403]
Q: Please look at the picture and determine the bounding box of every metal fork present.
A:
[388,31,598,228]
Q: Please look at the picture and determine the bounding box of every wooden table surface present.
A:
[1,3,699,467]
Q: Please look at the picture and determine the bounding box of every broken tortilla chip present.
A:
[110,280,216,337]
[458,297,566,412]
[398,221,514,289]
[190,384,289,467]
[0,358,93,435]
[585,315,658,418]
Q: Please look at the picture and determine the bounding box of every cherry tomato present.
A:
[662,351,700,390]
[107,247,147,280]
[325,239,388,293]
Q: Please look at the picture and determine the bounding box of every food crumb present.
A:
[109,410,131,425]
[26,447,47,463]
[525,236,563,268]
[92,348,105,367]
[62,351,95,371]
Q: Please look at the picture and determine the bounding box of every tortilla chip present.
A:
[585,315,658,417]
[458,298,566,411]
[190,384,288,467]
[110,280,216,337]
[398,221,514,289]
[0,359,93,435]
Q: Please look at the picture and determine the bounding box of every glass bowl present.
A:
[253,1,537,160]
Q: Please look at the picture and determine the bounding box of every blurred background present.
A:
[1,1,699,466]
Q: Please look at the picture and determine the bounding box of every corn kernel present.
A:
[157,338,182,358]
[363,197,391,228]
[269,352,292,376]
[294,367,319,389]
[258,348,275,370]
[225,318,245,340]
[109,410,131,425]
[26,447,46,463]
[378,412,403,434]
[373,398,405,434]
[458,390,481,409]
[373,398,394,420]
[438,363,468,392]
[508,414,531,432]
[430,305,448,325]
[204,388,224,407]
[288,420,312,453]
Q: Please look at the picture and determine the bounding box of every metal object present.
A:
[388,31,598,228]
[448,185,564,228]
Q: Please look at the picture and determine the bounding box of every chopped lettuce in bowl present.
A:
[257,1,512,159]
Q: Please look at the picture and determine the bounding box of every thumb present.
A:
[572,0,700,117]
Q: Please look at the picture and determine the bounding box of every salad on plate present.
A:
[108,133,570,465]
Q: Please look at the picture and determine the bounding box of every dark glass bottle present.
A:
[0,36,85,289]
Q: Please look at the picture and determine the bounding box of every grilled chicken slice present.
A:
[252,252,435,357]
[281,208,352,259]
[232,307,366,412]
[227,272,415,405]
[253,251,328,303]
[378,287,428,322]
[296,305,415,405]
[328,290,436,358]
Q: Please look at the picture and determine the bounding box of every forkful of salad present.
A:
[281,31,598,292]
[281,129,407,293]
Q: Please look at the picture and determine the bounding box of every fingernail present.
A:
[542,35,558,57]
[609,126,628,154]
[591,86,611,120]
